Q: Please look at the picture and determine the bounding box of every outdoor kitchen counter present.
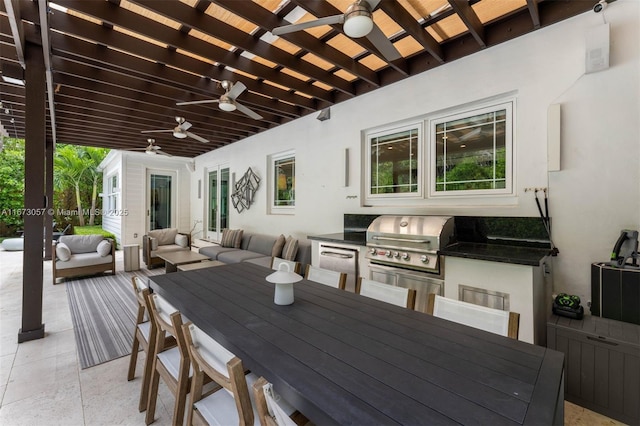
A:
[440,242,552,266]
[308,232,366,246]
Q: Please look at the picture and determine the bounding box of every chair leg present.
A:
[145,363,161,425]
[172,373,190,426]
[138,348,154,412]
[127,335,140,381]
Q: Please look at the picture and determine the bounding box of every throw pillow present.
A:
[56,242,71,262]
[149,236,158,251]
[175,234,189,248]
[271,234,286,257]
[282,235,299,261]
[97,240,111,257]
[221,229,243,248]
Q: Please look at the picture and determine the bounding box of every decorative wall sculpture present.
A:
[231,167,260,213]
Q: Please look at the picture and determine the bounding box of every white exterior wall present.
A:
[100,151,123,244]
[192,2,639,308]
[100,151,192,247]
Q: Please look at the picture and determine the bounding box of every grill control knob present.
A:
[401,253,410,260]
[420,255,429,264]
[385,250,392,258]
[393,251,399,258]
[369,248,377,255]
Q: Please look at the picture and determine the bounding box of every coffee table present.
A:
[177,260,225,272]
[158,250,210,273]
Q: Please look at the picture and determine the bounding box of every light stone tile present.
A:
[0,385,84,426]
[0,354,14,387]
[12,329,76,367]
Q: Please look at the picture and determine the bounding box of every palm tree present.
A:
[83,147,109,226]
[54,145,91,227]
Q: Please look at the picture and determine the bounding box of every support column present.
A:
[43,137,53,261]
[18,41,46,343]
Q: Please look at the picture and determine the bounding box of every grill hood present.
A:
[366,215,455,252]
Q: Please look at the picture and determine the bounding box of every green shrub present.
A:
[74,226,117,242]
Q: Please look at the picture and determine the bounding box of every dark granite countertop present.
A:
[440,242,552,266]
[307,232,366,246]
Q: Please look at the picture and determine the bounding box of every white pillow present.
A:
[149,237,158,251]
[97,240,111,257]
[56,242,71,262]
[175,234,189,248]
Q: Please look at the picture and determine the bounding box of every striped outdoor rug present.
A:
[65,266,163,369]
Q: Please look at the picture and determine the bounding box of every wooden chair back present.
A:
[304,265,346,290]
[183,322,255,426]
[426,293,520,339]
[356,278,416,309]
[271,257,301,274]
[252,377,297,426]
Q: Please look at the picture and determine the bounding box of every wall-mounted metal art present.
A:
[231,167,260,213]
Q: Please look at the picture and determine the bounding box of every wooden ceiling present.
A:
[0,0,597,157]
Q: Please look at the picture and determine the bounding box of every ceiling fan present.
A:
[272,0,402,62]
[141,116,209,143]
[176,80,263,120]
[126,138,172,156]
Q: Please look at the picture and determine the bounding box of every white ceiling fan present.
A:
[126,138,172,156]
[141,116,209,143]
[176,80,263,120]
[272,0,402,62]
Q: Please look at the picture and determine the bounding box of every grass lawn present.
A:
[74,226,117,242]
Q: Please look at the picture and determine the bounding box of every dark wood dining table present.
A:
[149,262,564,426]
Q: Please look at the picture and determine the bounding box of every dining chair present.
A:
[252,377,305,426]
[356,278,416,309]
[182,321,259,426]
[304,265,346,290]
[145,293,191,425]
[426,293,520,339]
[271,257,301,274]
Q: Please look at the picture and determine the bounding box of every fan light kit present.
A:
[141,116,209,143]
[126,138,172,157]
[343,2,373,38]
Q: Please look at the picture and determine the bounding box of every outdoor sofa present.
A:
[142,227,191,268]
[52,234,115,284]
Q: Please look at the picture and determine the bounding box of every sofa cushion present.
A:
[272,234,286,257]
[282,236,299,261]
[246,234,278,257]
[175,234,189,248]
[220,229,243,248]
[97,240,111,257]
[59,235,104,254]
[147,228,178,246]
[217,250,266,264]
[199,245,238,260]
[150,244,189,258]
[56,242,71,261]
[56,252,113,270]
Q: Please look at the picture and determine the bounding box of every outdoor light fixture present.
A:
[1,62,25,86]
[218,98,237,112]
[343,2,373,38]
[172,130,187,138]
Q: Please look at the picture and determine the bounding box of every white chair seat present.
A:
[157,347,192,379]
[195,373,261,426]
[137,321,151,343]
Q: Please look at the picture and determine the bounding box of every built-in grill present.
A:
[365,216,455,312]
[366,215,455,275]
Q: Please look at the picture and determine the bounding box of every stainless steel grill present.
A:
[366,215,455,276]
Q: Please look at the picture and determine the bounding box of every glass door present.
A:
[207,166,229,241]
[147,170,176,231]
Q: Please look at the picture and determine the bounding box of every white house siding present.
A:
[192,1,639,309]
[100,151,192,247]
[99,151,122,245]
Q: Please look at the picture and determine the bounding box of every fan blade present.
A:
[124,147,148,151]
[227,81,247,100]
[366,24,402,61]
[141,129,172,134]
[157,150,173,157]
[364,0,382,10]
[235,102,263,120]
[180,121,193,131]
[176,99,220,106]
[186,132,209,143]
[272,15,344,36]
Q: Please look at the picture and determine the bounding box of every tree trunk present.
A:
[89,175,98,226]
[75,182,85,227]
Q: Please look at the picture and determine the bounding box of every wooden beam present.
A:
[526,0,541,30]
[448,0,486,48]
[2,0,24,67]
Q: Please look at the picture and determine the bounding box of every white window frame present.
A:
[268,149,295,215]
[428,99,514,198]
[364,121,423,205]
[106,174,119,213]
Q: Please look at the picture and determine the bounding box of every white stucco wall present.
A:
[192,1,639,308]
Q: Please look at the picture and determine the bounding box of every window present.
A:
[107,174,119,212]
[269,150,295,213]
[430,101,513,197]
[366,123,422,200]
